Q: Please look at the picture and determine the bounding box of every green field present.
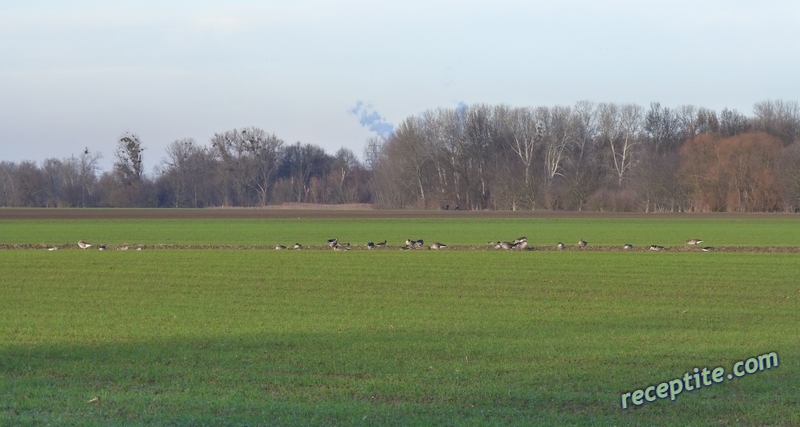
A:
[3,215,800,248]
[1,214,799,426]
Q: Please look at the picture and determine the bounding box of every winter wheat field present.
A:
[1,208,798,426]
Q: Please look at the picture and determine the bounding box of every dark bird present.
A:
[375,240,387,248]
[366,241,375,250]
[293,243,302,250]
[327,237,338,248]
[649,245,665,251]
[578,239,587,249]
[556,242,565,250]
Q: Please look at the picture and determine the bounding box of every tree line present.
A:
[1,99,799,212]
[370,99,800,212]
[0,128,370,208]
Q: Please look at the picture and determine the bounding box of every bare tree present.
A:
[561,101,601,210]
[752,99,800,145]
[645,102,682,154]
[719,108,751,137]
[385,117,433,208]
[210,127,284,206]
[501,106,536,187]
[277,142,330,203]
[599,103,644,187]
[332,147,362,203]
[73,148,102,207]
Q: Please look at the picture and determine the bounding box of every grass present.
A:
[1,243,798,426]
[2,216,800,247]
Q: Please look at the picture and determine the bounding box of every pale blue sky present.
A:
[1,1,798,172]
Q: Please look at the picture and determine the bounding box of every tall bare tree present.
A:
[752,99,800,145]
[599,103,643,187]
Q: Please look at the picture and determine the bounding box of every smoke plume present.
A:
[349,101,394,139]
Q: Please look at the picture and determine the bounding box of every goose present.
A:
[702,246,715,252]
[429,242,446,250]
[375,240,387,248]
[649,245,665,251]
[623,244,633,250]
[556,242,565,250]
[514,240,528,250]
[413,239,424,248]
[495,241,514,250]
[275,244,286,250]
[333,244,350,251]
[366,241,375,250]
[405,239,414,247]
[514,237,528,244]
[578,239,587,249]
[98,245,107,251]
[327,237,338,247]
[293,243,302,250]
[117,245,129,250]
[686,238,703,245]
[78,239,92,249]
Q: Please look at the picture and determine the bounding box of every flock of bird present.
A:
[56,239,142,251]
[66,237,714,252]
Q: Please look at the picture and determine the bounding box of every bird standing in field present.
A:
[495,241,513,250]
[78,239,92,249]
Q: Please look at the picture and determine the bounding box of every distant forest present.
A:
[2,99,799,212]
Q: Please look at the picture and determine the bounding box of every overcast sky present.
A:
[2,1,798,173]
